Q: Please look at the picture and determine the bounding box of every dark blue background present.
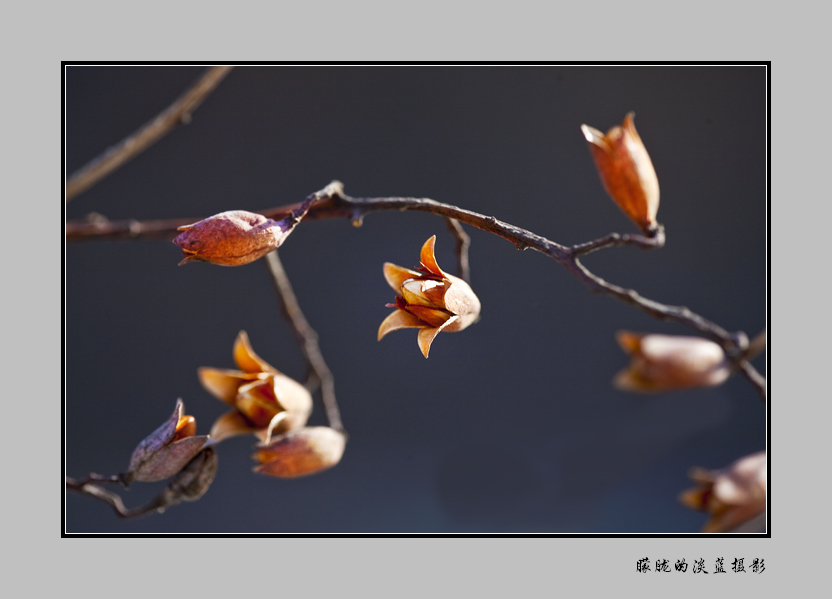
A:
[65,65,766,533]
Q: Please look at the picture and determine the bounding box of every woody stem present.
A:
[444,218,471,283]
[65,66,234,202]
[263,250,344,432]
[66,476,172,519]
[67,182,765,401]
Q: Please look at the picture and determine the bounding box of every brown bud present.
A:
[165,447,219,502]
[679,451,766,533]
[200,331,313,443]
[126,399,210,483]
[582,113,660,234]
[252,427,346,478]
[173,210,293,266]
[378,235,481,358]
[613,331,731,392]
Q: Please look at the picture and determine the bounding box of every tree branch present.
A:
[745,329,767,361]
[67,181,764,398]
[263,250,344,433]
[66,447,218,519]
[65,66,234,202]
[445,218,471,283]
[66,476,169,519]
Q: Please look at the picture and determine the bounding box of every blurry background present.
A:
[65,65,766,533]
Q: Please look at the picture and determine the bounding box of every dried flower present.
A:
[581,113,660,234]
[199,331,313,443]
[252,427,346,478]
[125,399,210,483]
[378,235,481,358]
[614,331,731,392]
[679,451,767,533]
[173,210,296,266]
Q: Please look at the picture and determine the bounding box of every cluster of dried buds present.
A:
[199,331,346,478]
[75,113,762,530]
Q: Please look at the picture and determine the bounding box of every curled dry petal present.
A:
[378,235,481,358]
[210,410,254,442]
[582,113,660,234]
[252,427,347,478]
[234,330,277,373]
[613,331,731,392]
[198,368,266,404]
[679,451,766,533]
[126,399,210,483]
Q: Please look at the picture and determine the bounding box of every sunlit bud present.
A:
[679,451,767,533]
[252,427,346,478]
[173,210,293,266]
[581,113,660,234]
[613,331,731,392]
[125,399,210,483]
[378,235,481,358]
[200,331,312,443]
[165,447,219,502]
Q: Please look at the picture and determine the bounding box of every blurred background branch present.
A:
[65,66,233,202]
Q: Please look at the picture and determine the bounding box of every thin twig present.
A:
[68,473,126,487]
[745,329,767,361]
[65,66,234,202]
[67,181,764,398]
[263,250,343,432]
[571,226,666,256]
[737,361,767,401]
[445,218,471,283]
[66,476,169,519]
[66,448,218,519]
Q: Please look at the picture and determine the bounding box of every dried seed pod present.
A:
[126,399,210,483]
[200,331,313,443]
[378,235,481,358]
[173,210,294,266]
[166,447,219,502]
[252,427,347,478]
[679,451,767,533]
[582,113,660,234]
[614,331,731,392]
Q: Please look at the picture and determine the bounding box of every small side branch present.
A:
[66,476,169,519]
[65,66,234,202]
[745,329,767,361]
[570,225,666,256]
[66,448,217,519]
[67,473,126,487]
[737,361,767,401]
[445,218,471,283]
[264,250,344,432]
